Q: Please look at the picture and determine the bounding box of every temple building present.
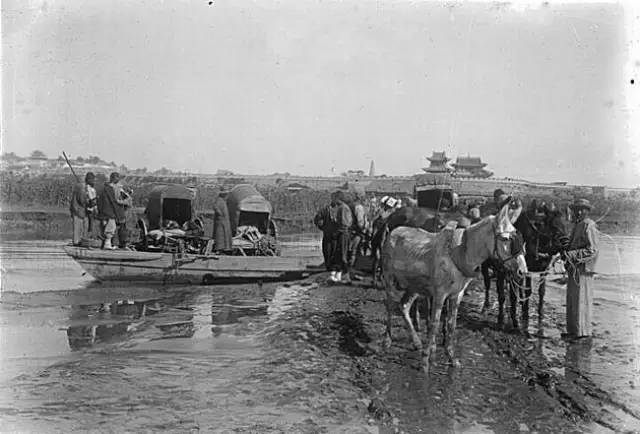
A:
[451,155,493,178]
[422,151,452,174]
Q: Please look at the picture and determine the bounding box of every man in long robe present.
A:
[212,190,232,252]
[562,198,599,338]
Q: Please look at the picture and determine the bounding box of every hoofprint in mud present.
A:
[62,245,322,284]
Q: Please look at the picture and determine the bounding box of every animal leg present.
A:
[481,262,491,313]
[496,273,506,327]
[384,277,395,348]
[538,277,546,319]
[441,298,448,345]
[508,280,519,330]
[372,253,379,289]
[411,297,422,332]
[522,275,532,321]
[444,294,463,367]
[423,294,446,374]
[400,292,422,350]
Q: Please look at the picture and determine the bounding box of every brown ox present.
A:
[381,203,527,373]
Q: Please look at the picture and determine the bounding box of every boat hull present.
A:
[63,246,322,284]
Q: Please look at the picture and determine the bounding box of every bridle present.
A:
[492,228,523,268]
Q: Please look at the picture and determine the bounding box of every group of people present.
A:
[70,172,132,249]
[314,192,401,283]
[316,187,599,339]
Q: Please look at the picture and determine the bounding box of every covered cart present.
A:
[226,184,277,237]
[144,184,198,230]
[226,184,279,255]
[415,183,457,211]
[137,184,205,253]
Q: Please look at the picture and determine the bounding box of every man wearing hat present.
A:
[97,172,131,249]
[69,172,96,246]
[327,190,352,283]
[562,198,599,338]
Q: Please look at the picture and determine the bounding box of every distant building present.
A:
[369,160,376,177]
[423,151,452,174]
[451,156,493,178]
[345,170,366,178]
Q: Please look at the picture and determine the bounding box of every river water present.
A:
[0,236,639,433]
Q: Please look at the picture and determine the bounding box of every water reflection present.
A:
[211,299,269,336]
[66,294,197,350]
[564,339,593,382]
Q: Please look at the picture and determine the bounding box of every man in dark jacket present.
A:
[69,172,95,245]
[314,195,337,272]
[328,190,352,283]
[97,172,130,249]
[212,188,232,252]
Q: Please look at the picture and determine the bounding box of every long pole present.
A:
[62,151,80,182]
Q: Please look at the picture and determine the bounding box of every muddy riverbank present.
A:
[1,241,639,433]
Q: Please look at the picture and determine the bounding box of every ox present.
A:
[381,203,527,373]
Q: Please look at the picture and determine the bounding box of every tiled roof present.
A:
[453,156,485,167]
[427,151,449,162]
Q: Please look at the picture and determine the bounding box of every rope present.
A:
[507,277,532,304]
[507,252,562,304]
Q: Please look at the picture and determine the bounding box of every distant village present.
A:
[1,150,636,201]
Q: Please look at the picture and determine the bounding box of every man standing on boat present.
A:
[111,173,133,248]
[212,187,232,253]
[69,172,96,246]
[97,172,131,250]
[562,198,599,338]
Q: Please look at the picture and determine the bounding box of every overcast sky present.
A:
[2,0,637,187]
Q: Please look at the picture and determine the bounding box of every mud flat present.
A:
[262,275,639,433]
[2,241,639,433]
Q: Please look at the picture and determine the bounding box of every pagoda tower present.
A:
[451,155,493,178]
[422,151,452,174]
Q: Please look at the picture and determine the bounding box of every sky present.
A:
[2,0,638,187]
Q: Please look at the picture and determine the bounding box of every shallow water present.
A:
[1,237,639,433]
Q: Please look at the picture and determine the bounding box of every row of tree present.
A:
[1,172,639,235]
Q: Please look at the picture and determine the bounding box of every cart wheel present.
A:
[194,217,205,234]
[268,219,278,238]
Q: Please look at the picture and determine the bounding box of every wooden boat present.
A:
[63,245,323,284]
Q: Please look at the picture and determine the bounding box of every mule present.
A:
[481,201,569,329]
[370,207,451,287]
[381,203,527,373]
